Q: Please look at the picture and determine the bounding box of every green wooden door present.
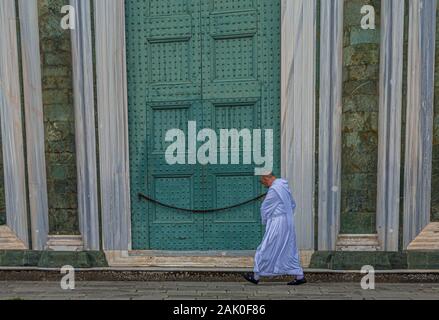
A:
[126,0,280,250]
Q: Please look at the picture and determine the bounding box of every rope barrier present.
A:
[138,192,266,214]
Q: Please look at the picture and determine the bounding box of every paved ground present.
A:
[0,281,438,300]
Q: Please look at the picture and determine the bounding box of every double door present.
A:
[126,0,281,250]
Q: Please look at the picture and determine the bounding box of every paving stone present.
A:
[1,281,439,300]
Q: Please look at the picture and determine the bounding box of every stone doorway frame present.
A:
[93,0,317,266]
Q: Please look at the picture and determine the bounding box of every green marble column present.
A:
[38,0,79,234]
[340,0,380,234]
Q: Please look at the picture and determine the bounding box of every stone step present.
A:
[0,268,439,283]
[407,223,439,251]
[0,226,27,250]
[336,234,380,251]
[46,235,84,252]
[107,250,315,269]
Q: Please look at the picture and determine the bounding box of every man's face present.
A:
[260,176,272,188]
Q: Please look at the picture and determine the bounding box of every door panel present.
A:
[146,101,204,250]
[126,0,204,250]
[201,0,280,250]
[202,99,262,249]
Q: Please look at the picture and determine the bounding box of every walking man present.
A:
[244,173,306,286]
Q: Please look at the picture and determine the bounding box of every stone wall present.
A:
[28,0,434,240]
[398,0,409,250]
[38,0,79,234]
[431,6,439,223]
[340,0,380,234]
[29,0,390,237]
[0,0,436,253]
[0,132,5,225]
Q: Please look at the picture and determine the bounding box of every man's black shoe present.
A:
[243,273,259,285]
[287,278,307,286]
